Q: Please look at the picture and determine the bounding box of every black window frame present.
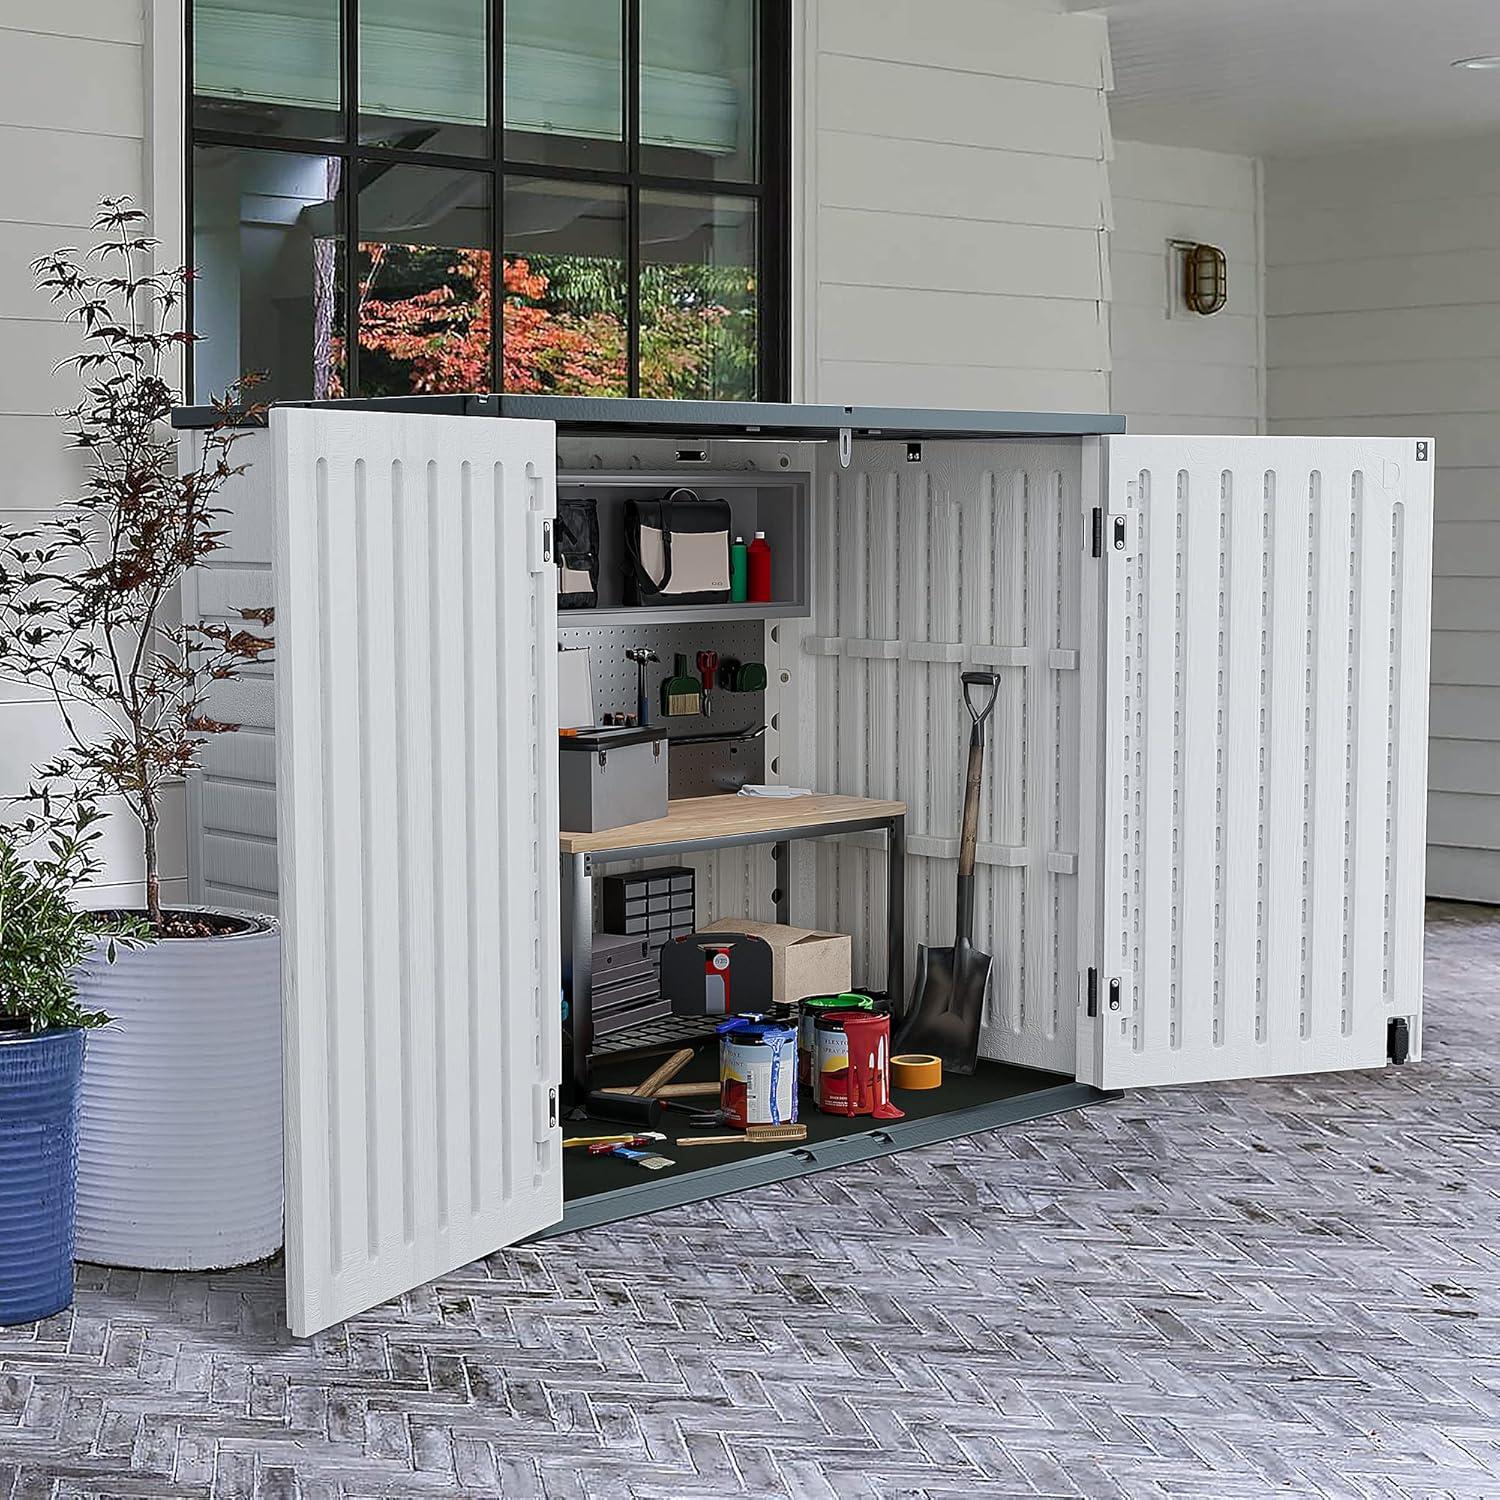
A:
[186,0,790,403]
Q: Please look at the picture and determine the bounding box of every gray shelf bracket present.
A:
[838,426,853,468]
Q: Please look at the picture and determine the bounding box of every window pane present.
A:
[192,146,344,404]
[360,0,488,155]
[192,0,342,140]
[640,0,757,183]
[639,192,757,400]
[502,179,627,394]
[354,165,493,397]
[504,0,624,171]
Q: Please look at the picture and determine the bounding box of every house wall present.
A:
[1108,139,1263,434]
[1265,136,1500,904]
[0,2,189,907]
[795,0,1114,411]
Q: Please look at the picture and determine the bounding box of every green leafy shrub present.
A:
[0,805,145,1033]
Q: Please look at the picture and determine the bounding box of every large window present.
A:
[189,0,788,404]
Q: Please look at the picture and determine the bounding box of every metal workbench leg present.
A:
[563,851,594,1099]
[773,841,791,926]
[887,815,906,1013]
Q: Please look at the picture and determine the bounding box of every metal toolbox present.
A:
[558,726,667,833]
[590,932,668,1038]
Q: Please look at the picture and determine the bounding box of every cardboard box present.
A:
[700,918,852,1004]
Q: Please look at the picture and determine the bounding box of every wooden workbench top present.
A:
[559,793,907,855]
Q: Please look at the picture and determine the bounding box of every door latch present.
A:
[1112,516,1127,552]
[528,514,553,573]
[534,1083,559,1139]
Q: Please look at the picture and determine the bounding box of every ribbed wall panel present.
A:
[1090,436,1433,1089]
[180,428,281,913]
[801,440,1086,1076]
[273,410,561,1338]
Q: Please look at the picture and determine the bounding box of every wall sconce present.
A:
[1170,240,1228,316]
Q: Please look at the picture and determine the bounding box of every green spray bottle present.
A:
[729,535,749,602]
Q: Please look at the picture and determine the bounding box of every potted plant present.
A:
[0,201,281,1270]
[0,808,141,1322]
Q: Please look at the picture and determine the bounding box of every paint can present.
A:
[814,1009,903,1119]
[798,992,875,1085]
[718,1018,798,1128]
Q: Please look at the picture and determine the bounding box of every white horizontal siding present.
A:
[0,26,142,137]
[0,12,165,894]
[1108,140,1263,435]
[1265,137,1500,901]
[801,0,1112,411]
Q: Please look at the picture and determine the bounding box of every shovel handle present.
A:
[956,671,996,938]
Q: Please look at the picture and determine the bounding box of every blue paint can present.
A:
[717,1017,798,1128]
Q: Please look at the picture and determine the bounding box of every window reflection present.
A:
[349,165,494,397]
[503,178,628,394]
[191,146,344,404]
[639,192,757,400]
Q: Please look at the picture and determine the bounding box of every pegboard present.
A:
[558,616,769,796]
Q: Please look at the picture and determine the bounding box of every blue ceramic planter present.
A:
[0,1027,84,1325]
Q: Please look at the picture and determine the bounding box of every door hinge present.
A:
[528,513,553,574]
[1090,506,1103,557]
[1086,967,1098,1017]
[534,1083,559,1139]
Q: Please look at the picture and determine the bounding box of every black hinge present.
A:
[1086,967,1098,1017]
[1090,506,1103,557]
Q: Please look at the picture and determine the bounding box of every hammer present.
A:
[625,648,658,726]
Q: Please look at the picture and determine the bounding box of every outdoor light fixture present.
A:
[1170,240,1228,316]
[1452,55,1500,68]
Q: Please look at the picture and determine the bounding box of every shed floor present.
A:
[0,902,1495,1498]
[568,1044,1068,1202]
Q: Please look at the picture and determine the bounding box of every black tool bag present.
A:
[661,931,774,1017]
[623,488,732,606]
[555,497,600,610]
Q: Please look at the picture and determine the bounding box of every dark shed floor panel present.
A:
[564,1041,1072,1204]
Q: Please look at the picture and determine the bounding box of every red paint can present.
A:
[814,1009,903,1120]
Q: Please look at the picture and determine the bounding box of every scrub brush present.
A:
[661,653,703,717]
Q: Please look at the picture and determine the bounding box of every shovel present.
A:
[894,670,1000,1076]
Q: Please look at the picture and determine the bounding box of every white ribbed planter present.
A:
[72,913,282,1270]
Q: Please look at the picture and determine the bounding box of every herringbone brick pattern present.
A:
[1,903,1496,1499]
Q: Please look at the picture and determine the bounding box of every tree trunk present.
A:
[143,815,161,929]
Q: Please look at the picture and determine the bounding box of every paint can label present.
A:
[813,1017,852,1112]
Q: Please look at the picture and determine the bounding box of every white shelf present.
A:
[561,600,807,627]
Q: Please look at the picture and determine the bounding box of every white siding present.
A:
[1265,137,1500,903]
[1108,140,1263,435]
[0,11,170,902]
[798,0,1113,411]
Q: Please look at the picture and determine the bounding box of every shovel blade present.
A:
[894,939,992,1076]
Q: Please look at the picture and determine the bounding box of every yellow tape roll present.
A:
[890,1053,942,1090]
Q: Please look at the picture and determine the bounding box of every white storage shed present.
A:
[176,395,1434,1336]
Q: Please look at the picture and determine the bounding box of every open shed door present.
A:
[274,409,562,1336]
[1078,435,1433,1091]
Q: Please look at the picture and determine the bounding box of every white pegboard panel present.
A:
[785,439,1087,1073]
[1086,436,1433,1089]
[557,617,768,798]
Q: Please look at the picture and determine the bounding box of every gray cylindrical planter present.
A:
[72,913,282,1270]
